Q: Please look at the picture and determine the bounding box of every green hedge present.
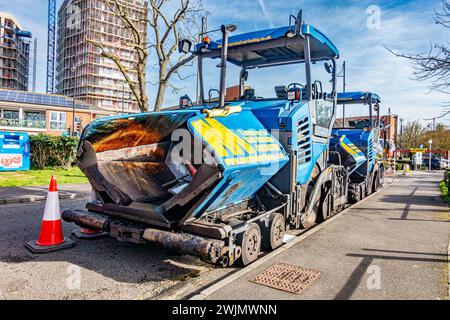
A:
[439,180,449,205]
[445,170,450,190]
[30,134,78,169]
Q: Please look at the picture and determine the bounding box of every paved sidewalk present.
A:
[200,172,450,300]
[0,184,91,204]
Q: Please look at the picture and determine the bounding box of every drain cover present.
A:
[250,263,321,294]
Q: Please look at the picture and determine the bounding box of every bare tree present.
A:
[387,0,450,109]
[88,0,202,113]
[148,0,202,111]
[401,120,427,148]
[88,0,149,112]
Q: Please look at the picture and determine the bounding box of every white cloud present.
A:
[256,0,274,28]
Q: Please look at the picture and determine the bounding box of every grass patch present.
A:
[439,180,449,205]
[0,167,88,187]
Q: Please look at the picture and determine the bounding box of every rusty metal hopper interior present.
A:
[76,112,222,229]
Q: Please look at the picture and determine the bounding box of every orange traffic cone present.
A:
[72,227,108,240]
[72,189,108,240]
[25,176,75,253]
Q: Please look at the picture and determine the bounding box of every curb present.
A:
[189,181,395,300]
[0,192,90,205]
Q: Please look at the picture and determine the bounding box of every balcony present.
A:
[0,118,46,130]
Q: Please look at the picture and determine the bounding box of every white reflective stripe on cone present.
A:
[42,192,61,221]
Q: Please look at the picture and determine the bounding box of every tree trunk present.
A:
[137,56,149,112]
[155,80,167,112]
[137,92,149,113]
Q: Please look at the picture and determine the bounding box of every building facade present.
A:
[56,0,148,113]
[0,89,112,136]
[380,114,399,147]
[0,12,32,91]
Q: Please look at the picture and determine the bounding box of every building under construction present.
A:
[0,12,32,91]
[56,0,148,113]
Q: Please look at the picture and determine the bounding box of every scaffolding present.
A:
[0,12,31,91]
[56,0,148,113]
[46,0,56,93]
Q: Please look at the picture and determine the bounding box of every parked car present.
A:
[439,158,449,169]
[423,157,441,170]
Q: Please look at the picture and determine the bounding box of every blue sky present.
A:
[1,0,449,125]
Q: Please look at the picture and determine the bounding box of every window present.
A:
[50,111,66,130]
[24,111,45,122]
[24,111,46,129]
[102,99,113,106]
[2,110,19,119]
[316,101,334,129]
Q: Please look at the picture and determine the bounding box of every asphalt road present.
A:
[0,200,232,300]
[0,172,448,300]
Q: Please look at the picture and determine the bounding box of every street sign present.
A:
[411,148,427,153]
[414,152,423,166]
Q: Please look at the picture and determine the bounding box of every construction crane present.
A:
[46,0,56,93]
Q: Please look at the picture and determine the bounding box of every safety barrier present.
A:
[385,156,396,183]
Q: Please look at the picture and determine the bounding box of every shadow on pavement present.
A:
[356,207,447,213]
[0,200,210,285]
[387,218,450,223]
[334,249,448,300]
[379,194,443,207]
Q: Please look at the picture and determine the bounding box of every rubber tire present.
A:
[372,173,380,192]
[301,196,319,229]
[239,223,262,266]
[360,184,366,200]
[319,191,333,222]
[262,213,285,251]
[301,166,321,229]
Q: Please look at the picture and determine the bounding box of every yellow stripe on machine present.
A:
[191,117,286,167]
[255,144,281,153]
[224,152,286,166]
[339,137,365,161]
[191,117,257,157]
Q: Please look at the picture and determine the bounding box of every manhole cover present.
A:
[250,263,321,294]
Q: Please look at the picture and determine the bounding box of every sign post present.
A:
[428,140,433,171]
[414,152,423,170]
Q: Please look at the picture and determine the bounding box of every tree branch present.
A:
[88,39,142,104]
[164,54,196,82]
[385,44,450,93]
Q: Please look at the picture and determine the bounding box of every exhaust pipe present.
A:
[62,209,110,231]
[62,209,228,265]
[143,228,226,264]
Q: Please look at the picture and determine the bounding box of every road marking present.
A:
[189,182,395,300]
